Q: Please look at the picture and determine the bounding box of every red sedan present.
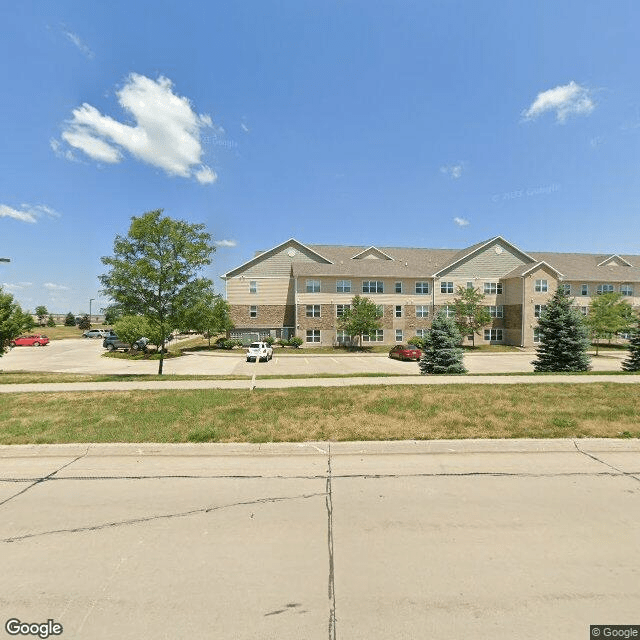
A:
[388,344,421,361]
[11,334,50,347]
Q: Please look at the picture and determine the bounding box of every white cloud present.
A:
[215,239,237,247]
[0,203,60,224]
[240,123,250,133]
[440,164,463,179]
[50,138,78,161]
[44,282,69,291]
[2,282,33,291]
[453,217,469,227]
[522,81,595,123]
[58,73,217,184]
[63,29,94,59]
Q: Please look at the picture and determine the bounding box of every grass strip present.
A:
[1,383,639,445]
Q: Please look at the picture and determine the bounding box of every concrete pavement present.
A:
[1,439,639,639]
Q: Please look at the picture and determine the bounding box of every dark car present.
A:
[103,333,148,352]
[388,344,421,361]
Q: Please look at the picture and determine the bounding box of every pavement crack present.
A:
[1,491,327,543]
[0,446,91,508]
[573,441,640,484]
[326,442,337,640]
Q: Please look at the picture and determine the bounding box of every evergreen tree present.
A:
[419,311,466,374]
[46,315,56,327]
[622,314,640,372]
[78,314,91,330]
[532,288,591,372]
[64,312,76,327]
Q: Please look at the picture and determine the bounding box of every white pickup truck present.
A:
[246,341,273,363]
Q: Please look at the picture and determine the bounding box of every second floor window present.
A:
[488,305,504,318]
[306,279,320,293]
[363,281,384,293]
[306,305,321,318]
[395,305,402,318]
[415,281,430,294]
[416,305,429,318]
[250,306,257,318]
[440,281,454,294]
[336,304,350,317]
[534,304,547,318]
[535,279,548,293]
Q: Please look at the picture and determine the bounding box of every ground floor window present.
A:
[395,329,403,342]
[415,329,428,338]
[306,330,321,343]
[484,328,503,342]
[362,330,384,342]
[336,330,351,344]
[533,328,541,343]
[250,306,257,318]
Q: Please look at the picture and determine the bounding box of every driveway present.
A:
[0,339,627,376]
[1,439,639,639]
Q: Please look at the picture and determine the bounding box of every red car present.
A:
[389,344,421,361]
[11,334,50,347]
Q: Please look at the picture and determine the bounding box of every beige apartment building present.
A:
[222,236,640,347]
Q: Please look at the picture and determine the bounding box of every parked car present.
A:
[83,329,109,338]
[11,334,50,347]
[246,341,273,362]
[103,333,149,352]
[388,344,421,361]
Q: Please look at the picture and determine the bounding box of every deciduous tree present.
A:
[100,209,215,374]
[337,295,383,347]
[586,292,634,355]
[451,286,491,347]
[0,288,32,356]
[178,292,233,347]
[35,305,48,326]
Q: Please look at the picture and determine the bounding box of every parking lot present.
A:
[0,338,628,376]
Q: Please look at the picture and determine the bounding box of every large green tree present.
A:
[586,292,635,355]
[0,288,32,356]
[451,286,491,347]
[419,311,466,374]
[622,313,640,372]
[64,312,76,327]
[35,305,48,326]
[532,288,591,372]
[100,209,215,374]
[114,315,152,351]
[337,295,382,347]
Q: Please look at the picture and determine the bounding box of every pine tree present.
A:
[622,314,640,372]
[532,288,591,372]
[64,312,76,327]
[419,311,466,374]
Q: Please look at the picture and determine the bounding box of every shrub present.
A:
[407,336,424,349]
[264,335,275,346]
[77,315,91,330]
[46,315,56,327]
[276,339,289,348]
[288,336,303,348]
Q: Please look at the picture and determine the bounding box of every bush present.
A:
[77,315,91,330]
[264,335,275,346]
[276,339,288,348]
[46,315,56,327]
[216,338,243,350]
[288,336,303,348]
[407,336,424,349]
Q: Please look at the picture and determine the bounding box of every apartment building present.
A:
[222,236,640,347]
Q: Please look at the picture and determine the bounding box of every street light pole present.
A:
[89,298,95,323]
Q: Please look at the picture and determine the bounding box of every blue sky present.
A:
[1,1,639,314]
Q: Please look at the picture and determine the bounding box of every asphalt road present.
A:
[2,439,639,639]
[0,338,628,376]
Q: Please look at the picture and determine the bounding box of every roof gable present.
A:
[596,254,633,267]
[351,246,394,260]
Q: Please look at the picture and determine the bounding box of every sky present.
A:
[1,1,639,314]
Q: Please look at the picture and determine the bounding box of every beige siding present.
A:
[227,277,294,305]
[522,267,558,347]
[235,244,328,278]
[438,240,530,279]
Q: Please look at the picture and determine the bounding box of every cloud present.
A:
[215,239,237,247]
[453,217,469,227]
[440,164,463,179]
[0,203,60,224]
[240,123,250,133]
[57,73,217,184]
[522,81,595,123]
[2,282,33,291]
[63,29,94,59]
[50,138,78,161]
[44,282,69,291]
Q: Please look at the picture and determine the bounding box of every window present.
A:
[484,282,503,295]
[376,305,384,317]
[581,306,589,316]
[442,305,455,318]
[336,330,351,344]
[488,305,504,318]
[395,281,403,294]
[395,305,402,318]
[415,329,428,338]
[249,280,257,294]
[562,283,571,295]
[533,328,541,343]
[250,306,257,318]
[416,305,429,318]
[306,330,320,343]
[621,284,633,296]
[306,279,320,293]
[484,329,503,341]
[596,284,614,295]
[535,279,548,293]
[581,284,589,296]
[466,281,474,290]
[415,281,430,294]
[534,304,547,318]
[395,329,403,342]
[306,305,321,318]
[336,280,351,293]
[363,280,384,293]
[336,304,350,317]
[440,281,454,294]
[362,330,384,342]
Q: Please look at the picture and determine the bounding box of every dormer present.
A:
[596,254,633,268]
[351,246,394,260]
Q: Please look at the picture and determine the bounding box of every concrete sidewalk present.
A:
[0,372,639,393]
[1,439,639,639]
